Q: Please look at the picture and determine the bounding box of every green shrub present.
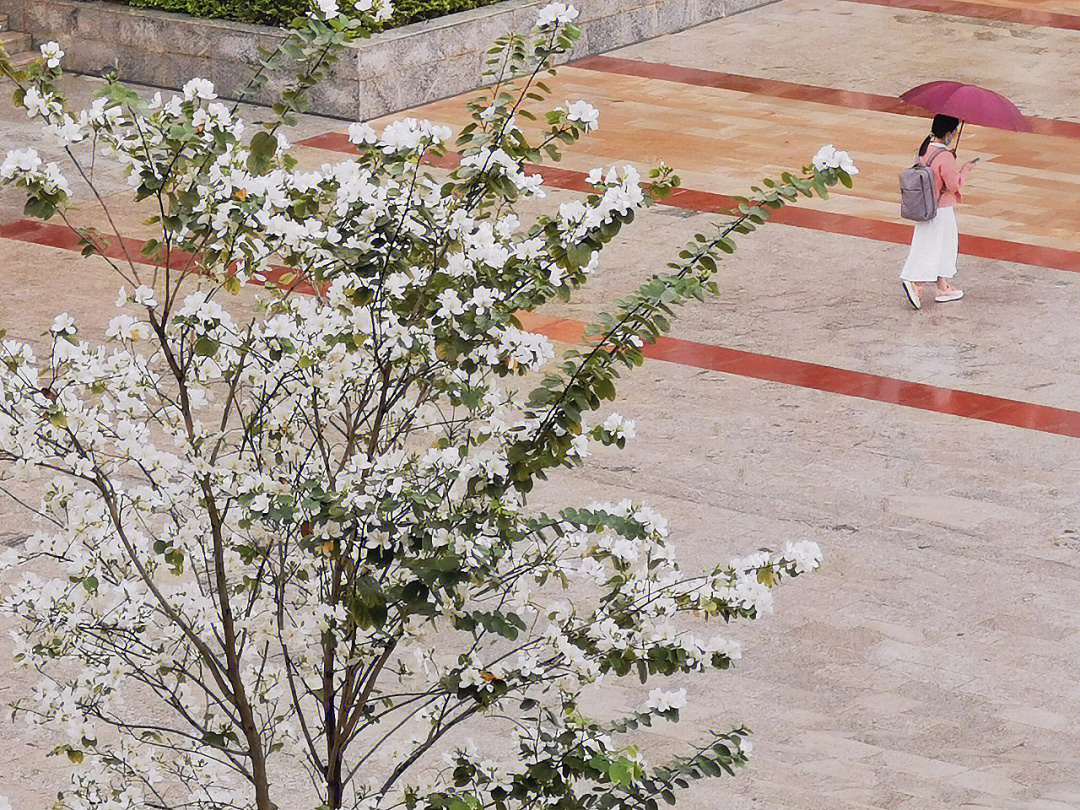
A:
[127,0,307,25]
[389,0,504,26]
[129,0,190,12]
[187,0,309,25]
[127,0,505,28]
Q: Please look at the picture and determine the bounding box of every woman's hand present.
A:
[964,157,980,168]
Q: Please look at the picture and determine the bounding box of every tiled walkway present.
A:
[277,2,1080,806]
[304,60,1080,255]
[2,1,1080,808]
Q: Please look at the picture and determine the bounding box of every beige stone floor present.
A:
[3,244,1080,810]
[3,1,1080,808]
[397,66,1080,252]
[621,0,1080,123]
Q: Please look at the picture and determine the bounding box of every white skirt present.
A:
[900,206,958,283]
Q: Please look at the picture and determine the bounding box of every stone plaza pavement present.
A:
[3,0,1080,807]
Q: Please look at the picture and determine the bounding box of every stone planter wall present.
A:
[0,0,777,119]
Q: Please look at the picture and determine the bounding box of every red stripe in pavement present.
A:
[516,312,1080,439]
[841,0,1080,32]
[0,217,171,265]
[574,56,1080,141]
[295,133,1080,274]
[4,215,1080,439]
[298,133,362,151]
[0,219,315,293]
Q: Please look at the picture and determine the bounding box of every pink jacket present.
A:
[921,146,971,208]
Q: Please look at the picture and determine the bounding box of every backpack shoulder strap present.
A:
[925,147,951,167]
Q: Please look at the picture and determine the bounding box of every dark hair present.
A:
[918,114,962,156]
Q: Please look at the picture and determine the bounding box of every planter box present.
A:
[0,0,777,119]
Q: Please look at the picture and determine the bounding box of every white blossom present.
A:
[40,41,65,69]
[784,539,823,574]
[45,115,86,145]
[355,0,394,20]
[50,312,75,335]
[348,121,378,145]
[536,1,579,27]
[646,687,687,713]
[601,411,636,441]
[813,143,858,175]
[565,100,599,131]
[0,148,41,179]
[182,77,217,102]
[133,285,158,308]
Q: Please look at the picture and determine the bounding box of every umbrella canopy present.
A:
[901,81,1033,132]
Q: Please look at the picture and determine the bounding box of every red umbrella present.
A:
[901,81,1032,149]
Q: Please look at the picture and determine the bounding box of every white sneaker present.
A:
[901,280,921,310]
[935,289,964,303]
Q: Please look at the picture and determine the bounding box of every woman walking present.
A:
[900,114,979,310]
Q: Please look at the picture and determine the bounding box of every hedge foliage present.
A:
[127,0,505,29]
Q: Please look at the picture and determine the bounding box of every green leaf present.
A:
[194,336,220,357]
[609,759,633,786]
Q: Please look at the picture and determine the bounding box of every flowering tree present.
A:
[0,2,854,809]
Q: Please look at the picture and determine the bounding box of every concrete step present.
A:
[0,30,31,56]
[8,51,36,70]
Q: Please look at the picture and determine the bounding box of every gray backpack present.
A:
[899,148,949,222]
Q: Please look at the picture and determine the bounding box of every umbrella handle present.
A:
[954,120,964,153]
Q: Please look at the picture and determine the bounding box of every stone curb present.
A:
[0,0,778,119]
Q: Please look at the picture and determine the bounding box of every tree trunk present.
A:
[327,754,345,810]
[253,747,274,810]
